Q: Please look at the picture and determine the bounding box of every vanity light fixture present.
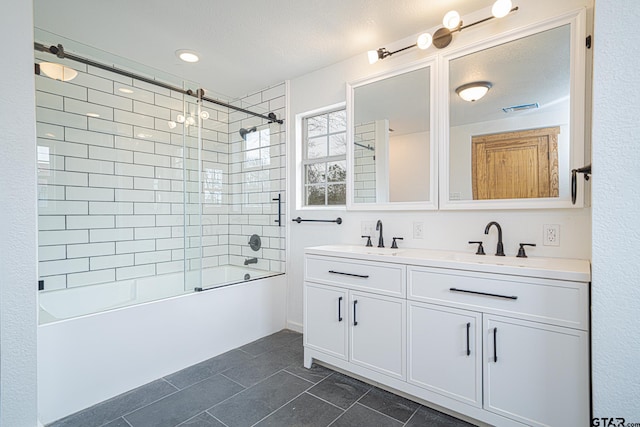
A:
[37,62,78,81]
[367,0,517,64]
[456,81,492,102]
[176,49,200,63]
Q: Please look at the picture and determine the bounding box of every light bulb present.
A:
[176,115,186,123]
[367,50,379,64]
[492,0,512,18]
[417,33,433,50]
[199,111,210,120]
[443,11,461,30]
[168,121,177,129]
[186,117,196,126]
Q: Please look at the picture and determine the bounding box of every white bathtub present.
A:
[39,265,275,324]
[37,266,286,424]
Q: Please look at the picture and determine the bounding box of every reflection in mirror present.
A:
[448,24,571,201]
[352,66,431,204]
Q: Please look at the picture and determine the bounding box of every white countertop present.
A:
[305,245,591,283]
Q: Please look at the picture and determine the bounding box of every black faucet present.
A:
[484,221,505,256]
[244,257,258,265]
[376,220,384,248]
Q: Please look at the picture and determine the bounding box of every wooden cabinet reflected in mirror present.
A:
[472,126,559,200]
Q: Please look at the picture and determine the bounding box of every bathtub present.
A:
[39,265,276,324]
[37,266,286,424]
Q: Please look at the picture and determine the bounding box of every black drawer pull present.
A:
[449,288,517,300]
[338,297,343,322]
[466,322,471,356]
[329,270,369,279]
[353,300,358,326]
[493,327,498,363]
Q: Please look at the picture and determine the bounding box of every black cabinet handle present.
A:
[493,327,498,363]
[466,322,471,356]
[353,300,358,326]
[338,296,343,322]
[329,270,369,279]
[449,288,517,300]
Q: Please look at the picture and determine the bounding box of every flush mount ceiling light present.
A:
[38,62,78,81]
[367,0,517,64]
[176,49,200,63]
[456,81,492,102]
[118,87,134,94]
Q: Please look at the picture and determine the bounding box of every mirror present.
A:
[347,63,437,210]
[443,15,586,209]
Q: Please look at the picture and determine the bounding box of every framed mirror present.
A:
[347,61,437,210]
[440,11,587,209]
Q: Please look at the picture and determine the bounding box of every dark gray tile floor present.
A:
[49,330,476,427]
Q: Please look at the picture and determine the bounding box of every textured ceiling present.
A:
[34,0,492,100]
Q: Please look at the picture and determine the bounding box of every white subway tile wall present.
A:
[36,56,285,291]
[353,122,377,203]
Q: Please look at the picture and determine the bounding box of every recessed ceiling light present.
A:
[38,62,78,81]
[118,87,134,94]
[176,50,200,63]
[86,113,100,118]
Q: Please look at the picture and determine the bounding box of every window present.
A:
[302,108,347,206]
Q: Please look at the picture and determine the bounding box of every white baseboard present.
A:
[286,320,303,333]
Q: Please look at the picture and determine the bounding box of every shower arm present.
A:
[33,42,284,125]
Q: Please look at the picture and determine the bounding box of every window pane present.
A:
[245,132,259,150]
[329,133,346,156]
[306,185,326,205]
[329,110,346,132]
[307,115,328,137]
[327,161,346,183]
[244,149,260,168]
[306,163,326,184]
[307,136,327,159]
[327,184,346,205]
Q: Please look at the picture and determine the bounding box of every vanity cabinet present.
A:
[483,315,589,427]
[304,246,590,427]
[304,283,348,360]
[408,302,482,407]
[303,255,406,380]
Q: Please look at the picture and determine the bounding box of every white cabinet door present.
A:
[349,291,406,380]
[408,302,482,407]
[484,315,590,427]
[304,282,348,360]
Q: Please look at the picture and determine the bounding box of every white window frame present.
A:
[296,102,347,210]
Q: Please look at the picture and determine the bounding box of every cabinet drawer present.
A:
[305,255,405,297]
[408,266,588,330]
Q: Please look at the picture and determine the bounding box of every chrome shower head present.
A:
[239,126,257,140]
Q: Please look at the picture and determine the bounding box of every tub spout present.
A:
[244,257,258,265]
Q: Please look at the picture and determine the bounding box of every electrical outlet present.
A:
[413,222,424,239]
[543,224,560,246]
[361,221,375,239]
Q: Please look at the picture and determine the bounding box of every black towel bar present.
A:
[292,217,342,224]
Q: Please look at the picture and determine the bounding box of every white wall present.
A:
[0,1,39,425]
[389,131,430,202]
[591,0,640,418]
[286,0,592,329]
